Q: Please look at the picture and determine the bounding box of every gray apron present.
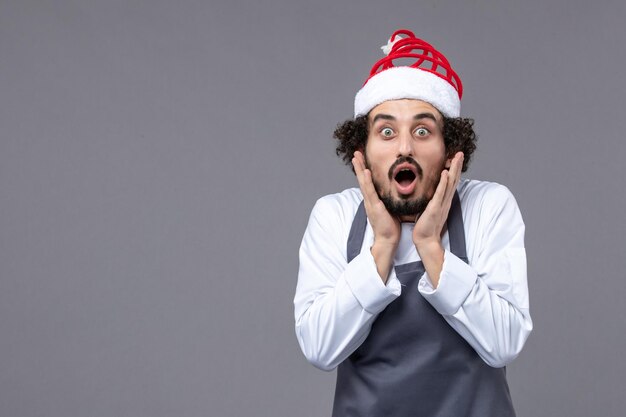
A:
[332,192,515,417]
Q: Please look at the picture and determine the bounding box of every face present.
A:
[364,99,450,221]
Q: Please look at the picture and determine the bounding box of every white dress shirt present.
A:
[294,178,533,371]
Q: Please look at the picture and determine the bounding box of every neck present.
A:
[399,215,417,223]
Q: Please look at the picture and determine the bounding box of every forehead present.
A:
[368,99,442,123]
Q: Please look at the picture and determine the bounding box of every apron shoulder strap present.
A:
[448,191,468,263]
[346,200,367,263]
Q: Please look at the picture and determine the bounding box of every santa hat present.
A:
[354,29,463,118]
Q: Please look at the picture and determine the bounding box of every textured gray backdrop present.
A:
[1,0,625,416]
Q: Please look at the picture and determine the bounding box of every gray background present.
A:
[1,0,625,416]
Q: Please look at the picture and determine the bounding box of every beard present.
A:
[365,154,431,218]
[378,190,429,218]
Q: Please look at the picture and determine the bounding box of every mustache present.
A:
[387,156,423,181]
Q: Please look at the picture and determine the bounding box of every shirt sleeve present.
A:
[418,184,533,368]
[294,196,401,371]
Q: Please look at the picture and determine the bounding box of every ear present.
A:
[444,155,454,169]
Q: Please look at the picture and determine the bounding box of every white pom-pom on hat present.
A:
[381,35,404,56]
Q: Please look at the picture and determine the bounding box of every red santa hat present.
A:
[354,29,463,118]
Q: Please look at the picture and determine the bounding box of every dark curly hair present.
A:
[334,114,477,173]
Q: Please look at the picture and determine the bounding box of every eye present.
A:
[415,127,430,137]
[380,127,394,138]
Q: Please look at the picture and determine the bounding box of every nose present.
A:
[397,130,413,157]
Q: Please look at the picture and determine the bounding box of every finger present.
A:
[361,163,383,206]
[441,153,461,209]
[448,152,463,185]
[352,150,364,168]
[443,152,464,204]
[429,169,449,209]
[352,151,382,207]
[452,152,464,184]
[352,151,367,190]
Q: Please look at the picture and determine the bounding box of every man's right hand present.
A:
[352,151,400,283]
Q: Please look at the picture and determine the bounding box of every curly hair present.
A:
[334,114,477,173]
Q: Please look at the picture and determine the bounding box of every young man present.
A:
[294,30,532,416]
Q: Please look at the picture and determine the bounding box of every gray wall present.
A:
[1,0,625,416]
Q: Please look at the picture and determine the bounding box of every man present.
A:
[294,29,532,417]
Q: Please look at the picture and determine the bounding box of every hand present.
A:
[413,152,464,247]
[352,151,401,246]
[352,151,400,282]
[412,152,463,288]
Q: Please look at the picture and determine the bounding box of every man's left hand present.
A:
[412,152,464,287]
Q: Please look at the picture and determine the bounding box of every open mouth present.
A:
[395,169,416,187]
[392,163,418,195]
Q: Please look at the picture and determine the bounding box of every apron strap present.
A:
[448,191,468,263]
[346,201,367,263]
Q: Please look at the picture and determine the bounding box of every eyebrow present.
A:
[413,112,437,123]
[370,112,438,125]
[371,114,395,124]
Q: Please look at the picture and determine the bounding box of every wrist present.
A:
[415,239,445,268]
[414,238,443,256]
[372,237,399,250]
[370,239,398,284]
[371,239,398,263]
[415,240,445,289]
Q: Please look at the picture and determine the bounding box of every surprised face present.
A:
[364,99,450,221]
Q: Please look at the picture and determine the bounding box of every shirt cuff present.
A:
[344,247,401,314]
[418,250,477,316]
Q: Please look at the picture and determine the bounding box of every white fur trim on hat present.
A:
[354,67,461,118]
